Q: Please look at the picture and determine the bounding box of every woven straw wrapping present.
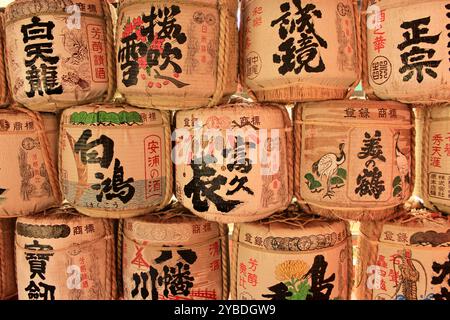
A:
[355,210,450,300]
[240,0,361,103]
[0,10,10,106]
[116,0,238,110]
[174,102,293,224]
[361,0,449,104]
[0,105,61,218]
[294,100,415,221]
[59,103,173,219]
[0,218,17,300]
[4,0,116,112]
[230,204,353,300]
[15,206,117,300]
[121,203,229,300]
[420,103,450,214]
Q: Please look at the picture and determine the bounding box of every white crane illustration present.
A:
[312,143,346,199]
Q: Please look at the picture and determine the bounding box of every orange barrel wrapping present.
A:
[294,100,414,221]
[0,108,60,218]
[230,206,353,300]
[0,10,9,106]
[362,0,450,103]
[240,0,360,103]
[355,210,450,300]
[15,207,117,300]
[116,0,238,110]
[0,219,16,300]
[421,104,450,214]
[174,103,293,223]
[59,103,173,219]
[4,0,115,112]
[122,205,229,300]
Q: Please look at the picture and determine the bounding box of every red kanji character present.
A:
[248,258,258,272]
[239,263,247,275]
[248,273,258,287]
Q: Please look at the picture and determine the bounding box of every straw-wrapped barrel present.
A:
[174,103,293,223]
[0,107,60,218]
[15,207,117,300]
[355,210,450,300]
[230,205,353,300]
[122,204,229,300]
[240,0,360,103]
[116,0,238,109]
[4,0,116,112]
[362,0,449,103]
[294,100,414,221]
[0,9,9,106]
[59,103,173,219]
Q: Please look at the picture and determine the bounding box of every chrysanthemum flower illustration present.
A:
[275,260,309,282]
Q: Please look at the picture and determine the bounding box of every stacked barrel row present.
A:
[0,0,448,301]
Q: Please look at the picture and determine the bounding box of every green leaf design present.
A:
[295,280,311,300]
[69,111,144,125]
[310,180,322,190]
[393,176,402,188]
[393,185,402,197]
[337,168,347,180]
[304,173,315,182]
[330,176,344,186]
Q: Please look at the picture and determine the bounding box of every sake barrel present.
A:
[15,207,117,300]
[230,206,353,300]
[174,103,293,223]
[355,210,450,300]
[240,0,360,103]
[0,107,60,218]
[60,103,172,219]
[0,219,16,300]
[421,104,450,214]
[116,0,238,110]
[4,0,115,112]
[294,100,414,221]
[122,204,229,300]
[362,0,450,103]
[0,9,9,106]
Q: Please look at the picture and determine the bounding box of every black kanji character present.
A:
[397,17,442,83]
[131,272,150,300]
[355,160,386,199]
[357,130,386,162]
[74,129,114,168]
[262,282,293,300]
[24,240,54,281]
[227,176,254,196]
[158,262,195,298]
[141,6,187,44]
[117,33,147,87]
[21,16,55,43]
[303,255,335,300]
[91,159,135,204]
[184,157,242,213]
[25,281,56,301]
[154,249,198,265]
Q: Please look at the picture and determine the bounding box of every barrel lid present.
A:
[361,210,450,247]
[237,204,350,252]
[5,0,105,23]
[16,206,112,251]
[176,103,289,130]
[124,204,221,246]
[62,103,165,127]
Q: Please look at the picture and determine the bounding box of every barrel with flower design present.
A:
[15,207,117,300]
[4,0,115,112]
[174,103,293,223]
[355,210,450,300]
[231,206,353,300]
[240,0,360,103]
[362,0,449,103]
[60,103,172,219]
[0,107,60,218]
[294,100,414,221]
[116,0,238,109]
[0,219,16,300]
[122,204,229,300]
